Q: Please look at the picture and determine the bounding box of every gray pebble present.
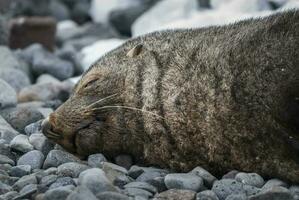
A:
[0,116,19,143]
[164,173,204,192]
[17,150,45,170]
[10,135,34,153]
[78,168,117,195]
[44,185,74,200]
[9,165,31,177]
[18,184,37,199]
[0,174,19,186]
[222,170,239,179]
[154,189,196,200]
[249,186,293,200]
[96,191,130,200]
[0,79,17,109]
[29,133,54,155]
[49,177,76,190]
[24,121,42,136]
[57,162,90,178]
[136,171,166,183]
[0,155,15,166]
[66,186,97,200]
[87,153,107,168]
[235,173,264,188]
[102,162,128,183]
[212,179,246,200]
[191,166,217,188]
[36,74,60,84]
[128,165,144,179]
[243,185,261,196]
[0,181,12,195]
[43,150,81,169]
[124,181,157,194]
[114,154,133,170]
[13,174,37,191]
[0,68,30,93]
[124,187,153,198]
[262,179,288,190]
[196,190,219,200]
[40,175,58,186]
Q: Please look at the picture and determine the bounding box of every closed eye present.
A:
[83,78,99,88]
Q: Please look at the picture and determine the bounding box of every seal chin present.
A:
[41,117,77,153]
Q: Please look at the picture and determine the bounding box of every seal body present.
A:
[43,10,299,183]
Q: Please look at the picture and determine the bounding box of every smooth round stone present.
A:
[0,155,15,166]
[9,165,31,177]
[10,135,34,153]
[78,168,117,195]
[96,191,130,200]
[57,162,90,178]
[0,182,12,195]
[12,174,37,191]
[66,186,97,200]
[164,173,204,192]
[114,154,133,170]
[235,173,264,188]
[191,166,217,188]
[49,177,76,190]
[29,133,54,155]
[102,162,128,183]
[44,185,74,200]
[36,74,60,84]
[43,150,81,169]
[18,184,37,199]
[87,153,107,168]
[124,187,153,198]
[124,182,158,194]
[136,171,166,183]
[196,190,219,200]
[17,150,45,170]
[262,179,288,190]
[249,186,293,200]
[154,189,196,200]
[40,175,58,186]
[0,68,31,93]
[0,79,17,109]
[0,106,44,133]
[212,179,246,200]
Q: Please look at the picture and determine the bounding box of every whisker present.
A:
[91,105,165,119]
[86,93,120,109]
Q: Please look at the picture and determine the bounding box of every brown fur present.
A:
[43,10,299,183]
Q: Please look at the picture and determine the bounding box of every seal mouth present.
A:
[41,117,63,140]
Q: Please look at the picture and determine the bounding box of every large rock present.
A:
[0,68,31,93]
[212,179,246,200]
[102,162,128,183]
[9,17,56,51]
[164,173,204,192]
[10,134,34,153]
[29,133,54,155]
[191,166,217,188]
[0,79,17,109]
[235,172,264,188]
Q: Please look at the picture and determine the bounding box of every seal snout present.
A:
[41,116,62,140]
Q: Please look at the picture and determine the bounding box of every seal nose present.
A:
[41,117,51,135]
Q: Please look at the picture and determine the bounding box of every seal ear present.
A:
[126,44,143,58]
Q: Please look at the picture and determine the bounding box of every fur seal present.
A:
[42,10,299,183]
